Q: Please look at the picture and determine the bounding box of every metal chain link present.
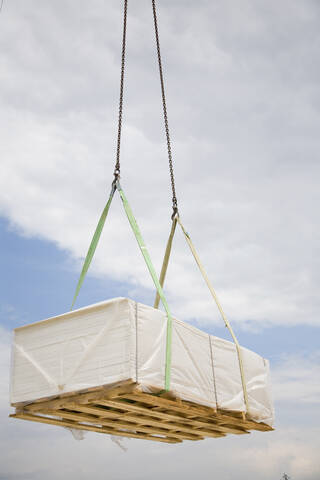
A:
[113,0,179,217]
[113,0,128,182]
[152,0,178,216]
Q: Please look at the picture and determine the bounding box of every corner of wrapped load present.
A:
[10,297,136,405]
[241,346,275,427]
[133,302,167,390]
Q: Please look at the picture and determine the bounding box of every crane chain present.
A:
[113,0,179,217]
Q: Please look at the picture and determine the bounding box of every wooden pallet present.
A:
[10,380,273,444]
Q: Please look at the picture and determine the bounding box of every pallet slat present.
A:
[44,409,203,441]
[94,400,244,436]
[10,412,181,444]
[11,381,273,443]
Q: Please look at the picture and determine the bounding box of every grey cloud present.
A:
[0,0,319,330]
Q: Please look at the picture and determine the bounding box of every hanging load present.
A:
[10,0,274,443]
[10,298,273,444]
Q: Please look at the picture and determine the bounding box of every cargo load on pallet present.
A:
[10,298,274,443]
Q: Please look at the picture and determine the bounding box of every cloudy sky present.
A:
[1,0,319,478]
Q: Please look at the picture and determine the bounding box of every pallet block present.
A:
[11,380,273,444]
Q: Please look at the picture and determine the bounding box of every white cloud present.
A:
[233,427,320,480]
[1,0,320,331]
[272,352,320,404]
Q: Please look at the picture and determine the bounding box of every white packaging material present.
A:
[10,297,274,426]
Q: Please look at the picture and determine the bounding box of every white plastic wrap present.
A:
[10,297,274,426]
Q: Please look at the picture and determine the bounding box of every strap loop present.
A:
[71,182,173,392]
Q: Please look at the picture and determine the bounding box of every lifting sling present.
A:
[71,0,250,414]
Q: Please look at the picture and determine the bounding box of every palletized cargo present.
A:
[10,298,274,443]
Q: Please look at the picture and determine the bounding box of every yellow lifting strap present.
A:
[154,216,177,310]
[154,215,250,415]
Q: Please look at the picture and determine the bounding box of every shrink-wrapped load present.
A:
[10,297,274,427]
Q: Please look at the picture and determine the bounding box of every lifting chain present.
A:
[151,0,178,216]
[113,0,179,217]
[113,0,128,182]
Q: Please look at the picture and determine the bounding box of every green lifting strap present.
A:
[71,183,116,310]
[116,182,173,391]
[70,181,173,391]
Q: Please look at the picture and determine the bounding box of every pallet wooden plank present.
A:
[55,403,209,439]
[122,393,212,417]
[97,398,205,423]
[122,394,269,433]
[67,401,244,437]
[28,397,256,436]
[43,409,203,441]
[95,400,246,436]
[24,381,138,413]
[122,393,241,424]
[12,380,272,442]
[10,413,181,444]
